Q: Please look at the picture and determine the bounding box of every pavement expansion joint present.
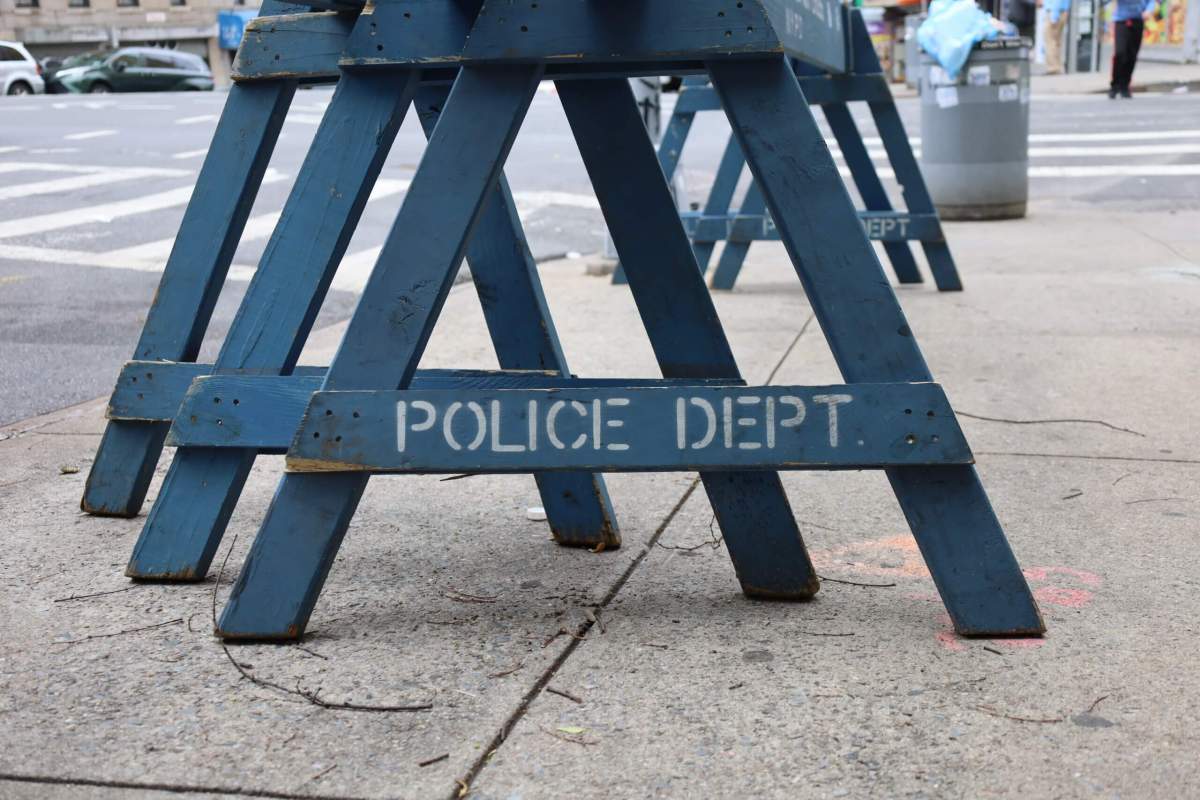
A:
[0,773,372,800]
[452,313,820,797]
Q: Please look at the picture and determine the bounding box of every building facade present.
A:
[0,0,254,83]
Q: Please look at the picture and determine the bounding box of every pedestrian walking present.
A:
[1043,0,1072,75]
[1106,0,1160,98]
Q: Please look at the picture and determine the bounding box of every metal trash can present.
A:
[919,38,1031,220]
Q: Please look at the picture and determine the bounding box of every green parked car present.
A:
[46,47,213,94]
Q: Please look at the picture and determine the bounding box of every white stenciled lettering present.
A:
[777,397,806,439]
[528,400,538,452]
[723,397,734,449]
[443,401,486,452]
[396,400,436,452]
[766,397,776,449]
[812,394,853,447]
[547,399,588,450]
[605,398,630,451]
[689,397,717,450]
[490,400,526,453]
[736,396,762,450]
[676,397,687,449]
[592,399,602,450]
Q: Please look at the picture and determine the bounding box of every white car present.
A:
[1,41,45,95]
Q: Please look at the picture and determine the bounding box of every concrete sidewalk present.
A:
[891,59,1200,97]
[1,196,1199,799]
[1035,60,1200,94]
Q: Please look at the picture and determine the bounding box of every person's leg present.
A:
[1112,21,1131,95]
[1124,19,1145,95]
[1045,16,1066,75]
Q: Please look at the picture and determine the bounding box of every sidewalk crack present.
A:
[449,312,819,798]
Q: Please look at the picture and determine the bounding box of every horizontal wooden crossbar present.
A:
[158,371,744,451]
[109,361,740,425]
[673,75,890,114]
[283,384,970,473]
[681,211,943,244]
[233,0,851,82]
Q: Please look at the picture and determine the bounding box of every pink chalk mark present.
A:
[936,631,967,652]
[1023,566,1102,586]
[1034,586,1093,609]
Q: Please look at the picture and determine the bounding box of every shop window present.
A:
[68,0,90,8]
[15,0,39,8]
[117,0,140,6]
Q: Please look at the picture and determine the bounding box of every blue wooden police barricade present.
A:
[613,9,963,292]
[83,0,1043,643]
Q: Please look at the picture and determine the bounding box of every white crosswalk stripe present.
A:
[1,116,1197,293]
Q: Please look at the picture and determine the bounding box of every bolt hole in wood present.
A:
[232,399,240,406]
[906,434,917,445]
[213,397,221,404]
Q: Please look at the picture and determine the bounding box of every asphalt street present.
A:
[1,85,1199,424]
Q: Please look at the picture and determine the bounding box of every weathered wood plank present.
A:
[82,52,296,517]
[823,100,923,284]
[681,211,943,245]
[333,0,847,73]
[558,77,822,602]
[217,65,546,640]
[164,374,742,449]
[413,85,619,549]
[126,71,420,581]
[284,384,971,472]
[233,12,356,83]
[711,55,1042,635]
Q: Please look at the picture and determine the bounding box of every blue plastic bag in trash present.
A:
[917,0,1014,79]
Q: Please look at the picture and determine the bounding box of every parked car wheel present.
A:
[6,80,32,95]
[88,81,111,94]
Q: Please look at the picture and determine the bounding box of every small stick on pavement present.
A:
[546,686,583,704]
[419,753,450,768]
[55,617,182,647]
[976,704,1065,723]
[819,575,897,588]
[1086,694,1111,713]
[488,660,524,678]
[309,764,337,782]
[53,585,140,603]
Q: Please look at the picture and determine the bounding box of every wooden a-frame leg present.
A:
[557,78,820,602]
[413,87,619,549]
[868,99,963,292]
[822,102,924,286]
[708,179,765,291]
[125,71,420,580]
[217,65,546,640]
[693,135,747,275]
[81,79,296,517]
[710,57,1040,636]
[611,86,698,286]
[840,9,963,293]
